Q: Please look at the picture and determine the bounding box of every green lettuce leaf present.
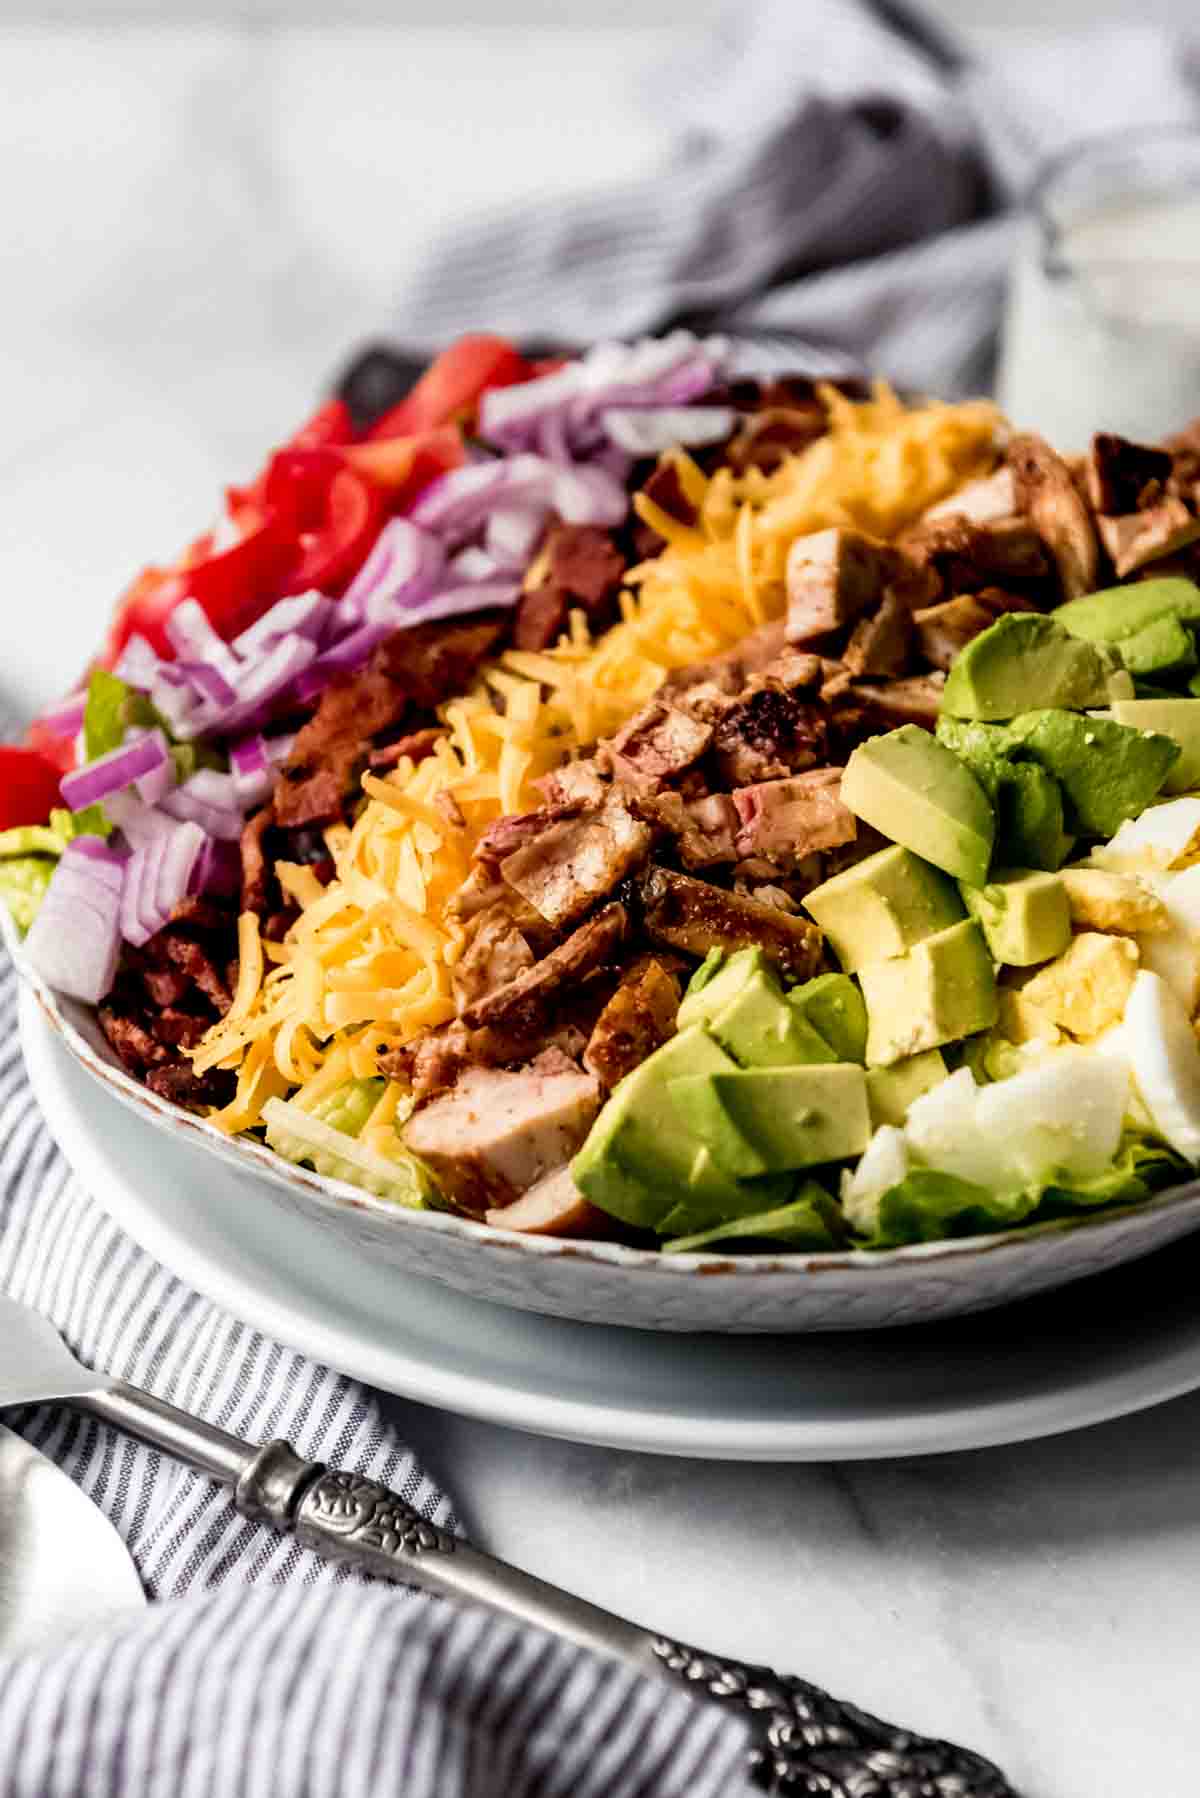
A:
[0,857,56,932]
[261,1096,430,1207]
[84,670,157,760]
[662,1181,844,1254]
[308,1078,386,1137]
[862,1131,1187,1248]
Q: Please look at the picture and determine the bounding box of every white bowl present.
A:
[12,915,1200,1334]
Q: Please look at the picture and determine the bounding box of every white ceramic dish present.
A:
[24,981,1200,1459]
[18,937,1200,1331]
[11,910,1200,1332]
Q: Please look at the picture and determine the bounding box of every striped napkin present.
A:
[0,950,754,1798]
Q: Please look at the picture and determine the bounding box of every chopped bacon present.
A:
[514,521,625,649]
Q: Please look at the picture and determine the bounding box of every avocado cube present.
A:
[1007,709,1179,838]
[787,972,868,1063]
[668,1065,871,1174]
[865,1050,948,1127]
[803,844,965,972]
[676,947,762,1030]
[1054,576,1200,643]
[572,1026,748,1229]
[859,919,998,1067]
[1109,699,1200,793]
[1117,614,1196,677]
[959,868,1071,967]
[708,970,836,1068]
[661,1181,842,1253]
[841,726,994,886]
[936,716,1073,870]
[942,614,1113,721]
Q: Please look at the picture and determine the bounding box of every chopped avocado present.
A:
[661,1182,843,1253]
[1007,709,1179,837]
[1054,575,1200,643]
[841,726,994,886]
[859,919,998,1067]
[668,1065,871,1174]
[937,716,1073,870]
[866,1050,948,1127]
[1117,613,1196,677]
[709,969,836,1069]
[0,857,55,931]
[941,615,1112,721]
[958,868,1071,967]
[677,948,833,1066]
[788,972,868,1064]
[677,947,763,1032]
[1108,699,1200,793]
[572,1026,751,1230]
[803,845,964,971]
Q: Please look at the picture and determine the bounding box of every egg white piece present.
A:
[1094,797,1200,872]
[904,1068,1013,1190]
[840,1124,909,1235]
[974,1047,1129,1182]
[1137,866,1200,1014]
[1122,969,1200,1163]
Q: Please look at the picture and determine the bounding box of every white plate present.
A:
[24,984,1200,1460]
[14,913,1200,1333]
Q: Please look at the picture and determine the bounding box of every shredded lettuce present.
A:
[83,669,224,779]
[307,1078,386,1137]
[261,1095,430,1207]
[0,858,55,932]
[861,1132,1186,1248]
[663,1182,843,1254]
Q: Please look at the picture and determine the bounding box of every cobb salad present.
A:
[8,330,1200,1255]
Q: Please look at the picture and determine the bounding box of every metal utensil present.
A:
[0,1291,1013,1796]
[0,1424,145,1652]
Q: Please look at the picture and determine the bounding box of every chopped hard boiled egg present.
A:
[1093,796,1200,873]
[840,1124,910,1235]
[904,1068,1006,1189]
[1122,969,1200,1163]
[1135,865,1200,1015]
[1021,931,1139,1040]
[1059,867,1169,936]
[973,1048,1128,1182]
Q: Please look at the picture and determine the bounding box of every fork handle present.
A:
[75,1394,1016,1796]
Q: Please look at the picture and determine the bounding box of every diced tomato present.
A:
[25,719,77,777]
[342,425,465,502]
[285,398,355,452]
[0,747,64,829]
[366,335,533,440]
[265,449,386,595]
[101,509,297,664]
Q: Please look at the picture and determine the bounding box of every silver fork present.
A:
[0,1289,1014,1797]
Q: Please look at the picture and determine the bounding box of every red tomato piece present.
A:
[0,746,64,829]
[286,398,355,451]
[342,425,465,500]
[366,335,532,440]
[265,450,386,595]
[25,719,77,777]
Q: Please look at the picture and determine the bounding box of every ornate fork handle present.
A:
[235,1442,1017,1797]
[74,1391,1017,1798]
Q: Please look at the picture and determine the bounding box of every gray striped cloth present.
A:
[0,951,755,1798]
[392,0,1200,399]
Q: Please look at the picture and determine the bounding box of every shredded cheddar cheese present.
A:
[194,386,999,1109]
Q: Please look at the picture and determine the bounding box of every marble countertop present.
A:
[5,23,1200,1797]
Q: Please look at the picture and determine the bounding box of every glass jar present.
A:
[999,127,1200,450]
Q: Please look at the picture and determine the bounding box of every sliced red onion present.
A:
[484,504,547,569]
[190,836,240,898]
[303,619,395,679]
[103,789,165,848]
[403,580,523,626]
[266,731,295,765]
[552,463,627,529]
[601,405,735,456]
[178,662,237,709]
[449,546,499,581]
[191,632,317,739]
[340,519,444,622]
[37,691,88,738]
[24,841,124,1002]
[60,729,172,812]
[165,599,240,682]
[229,734,272,809]
[161,769,243,840]
[232,590,333,657]
[149,666,205,737]
[112,633,160,691]
[155,821,206,923]
[121,837,165,945]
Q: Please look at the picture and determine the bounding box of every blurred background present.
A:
[2,0,1198,714]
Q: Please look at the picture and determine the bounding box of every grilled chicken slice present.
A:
[583,953,682,1091]
[404,1051,602,1215]
[639,866,822,982]
[1009,432,1099,599]
[500,796,651,930]
[484,1165,605,1236]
